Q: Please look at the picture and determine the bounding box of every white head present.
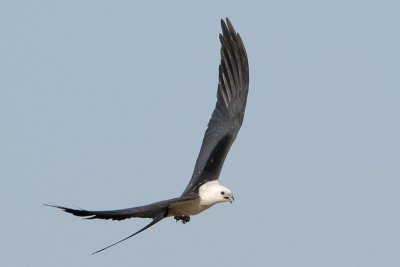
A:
[199,180,234,206]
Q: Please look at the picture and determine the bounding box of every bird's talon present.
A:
[174,215,190,224]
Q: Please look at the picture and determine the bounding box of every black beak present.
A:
[224,195,234,204]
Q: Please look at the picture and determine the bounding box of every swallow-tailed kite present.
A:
[47,18,249,254]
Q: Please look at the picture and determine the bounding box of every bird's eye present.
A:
[221,191,225,195]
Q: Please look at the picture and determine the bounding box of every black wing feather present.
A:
[45,194,197,253]
[45,195,196,221]
[182,18,249,195]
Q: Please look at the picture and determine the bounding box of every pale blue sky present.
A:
[1,1,400,266]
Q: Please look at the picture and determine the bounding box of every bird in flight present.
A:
[46,18,249,254]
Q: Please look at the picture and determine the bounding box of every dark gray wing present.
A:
[182,18,249,195]
[45,194,197,253]
[45,195,196,221]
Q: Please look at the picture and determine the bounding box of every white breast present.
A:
[168,181,223,216]
[168,199,211,216]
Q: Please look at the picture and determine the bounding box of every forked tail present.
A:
[92,213,165,254]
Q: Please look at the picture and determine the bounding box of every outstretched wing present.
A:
[45,194,197,253]
[45,195,196,221]
[182,18,249,195]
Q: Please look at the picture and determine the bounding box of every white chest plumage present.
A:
[168,198,211,216]
[168,181,228,216]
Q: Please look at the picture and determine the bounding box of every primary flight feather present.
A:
[46,18,249,254]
